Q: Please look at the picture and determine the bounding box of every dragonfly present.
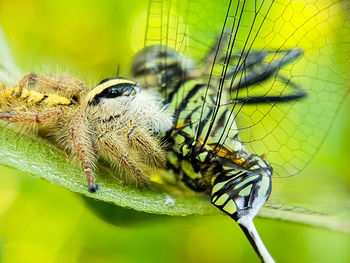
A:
[129,0,350,262]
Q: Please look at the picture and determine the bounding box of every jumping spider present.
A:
[0,73,173,192]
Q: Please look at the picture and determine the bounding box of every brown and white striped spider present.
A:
[0,73,173,192]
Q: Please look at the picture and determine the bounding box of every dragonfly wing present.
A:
[0,27,21,85]
[141,0,350,176]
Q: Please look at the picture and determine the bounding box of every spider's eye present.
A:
[104,84,135,98]
[89,80,138,105]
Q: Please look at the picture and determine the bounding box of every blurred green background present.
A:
[0,0,349,262]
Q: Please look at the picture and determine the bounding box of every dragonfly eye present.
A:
[131,45,184,77]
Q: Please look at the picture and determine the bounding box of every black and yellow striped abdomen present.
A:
[0,84,75,109]
[166,78,272,222]
[166,80,251,192]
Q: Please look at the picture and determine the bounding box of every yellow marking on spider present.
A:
[0,86,72,106]
[40,93,72,106]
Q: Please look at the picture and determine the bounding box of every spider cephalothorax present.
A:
[0,74,173,192]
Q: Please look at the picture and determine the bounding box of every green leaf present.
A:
[0,125,218,216]
[0,125,349,232]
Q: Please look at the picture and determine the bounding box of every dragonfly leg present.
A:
[226,48,303,82]
[211,154,274,263]
[227,49,307,104]
[233,75,307,104]
[196,37,306,104]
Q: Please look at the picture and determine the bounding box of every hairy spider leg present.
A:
[18,73,85,101]
[96,129,149,186]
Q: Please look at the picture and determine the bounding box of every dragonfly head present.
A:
[131,45,195,90]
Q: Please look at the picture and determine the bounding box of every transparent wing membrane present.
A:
[143,0,350,178]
